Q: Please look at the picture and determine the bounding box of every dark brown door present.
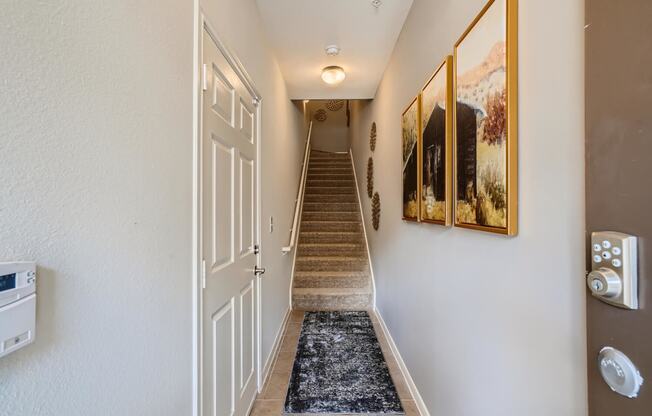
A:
[586,0,652,414]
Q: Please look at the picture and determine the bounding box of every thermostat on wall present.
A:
[0,262,36,358]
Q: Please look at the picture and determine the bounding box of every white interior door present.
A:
[201,28,259,416]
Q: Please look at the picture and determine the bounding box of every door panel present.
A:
[202,27,259,416]
[239,282,255,393]
[212,135,235,270]
[586,1,652,413]
[212,300,235,416]
[240,100,255,143]
[211,64,235,126]
[240,155,254,257]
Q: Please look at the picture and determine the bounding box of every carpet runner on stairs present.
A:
[292,150,373,311]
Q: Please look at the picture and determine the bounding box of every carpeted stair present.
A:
[292,150,373,311]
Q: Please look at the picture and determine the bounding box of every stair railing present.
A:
[282,121,313,254]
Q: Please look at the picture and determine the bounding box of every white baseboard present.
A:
[260,307,291,391]
[374,308,431,416]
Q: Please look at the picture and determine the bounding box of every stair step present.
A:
[303,202,358,212]
[308,170,353,175]
[310,151,349,158]
[309,159,351,165]
[300,231,363,244]
[301,211,361,222]
[298,243,366,256]
[309,156,350,161]
[294,271,369,289]
[310,156,350,161]
[308,163,353,173]
[304,186,355,195]
[305,174,355,181]
[304,193,357,203]
[300,221,361,232]
[295,256,368,272]
[306,180,355,188]
[292,288,373,311]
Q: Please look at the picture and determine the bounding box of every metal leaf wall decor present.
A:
[325,100,344,112]
[370,122,377,152]
[366,157,374,198]
[372,192,381,230]
[314,109,328,122]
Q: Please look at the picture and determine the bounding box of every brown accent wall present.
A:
[586,1,652,413]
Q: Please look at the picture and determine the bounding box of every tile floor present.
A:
[250,310,421,416]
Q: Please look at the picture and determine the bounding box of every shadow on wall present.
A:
[305,100,352,152]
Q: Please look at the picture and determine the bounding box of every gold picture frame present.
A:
[453,0,518,235]
[419,56,453,226]
[401,95,421,222]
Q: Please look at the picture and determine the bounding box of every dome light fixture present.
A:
[321,66,346,85]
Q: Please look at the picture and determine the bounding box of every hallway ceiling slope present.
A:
[256,0,413,99]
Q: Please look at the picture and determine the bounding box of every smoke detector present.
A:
[371,0,382,8]
[325,45,340,56]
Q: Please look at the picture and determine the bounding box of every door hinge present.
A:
[202,64,208,91]
[201,259,207,289]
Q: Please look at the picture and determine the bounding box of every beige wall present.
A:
[306,100,350,152]
[0,0,304,414]
[349,0,587,415]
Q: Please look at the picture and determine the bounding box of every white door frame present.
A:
[192,10,263,416]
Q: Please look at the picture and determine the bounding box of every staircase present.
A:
[292,150,373,310]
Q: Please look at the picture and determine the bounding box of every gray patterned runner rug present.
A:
[284,311,404,415]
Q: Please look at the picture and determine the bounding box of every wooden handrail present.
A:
[281,121,313,254]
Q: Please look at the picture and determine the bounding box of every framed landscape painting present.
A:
[401,96,420,221]
[453,0,518,235]
[420,56,453,225]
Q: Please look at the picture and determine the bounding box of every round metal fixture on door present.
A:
[597,347,644,398]
[587,268,621,298]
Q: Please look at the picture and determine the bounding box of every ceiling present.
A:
[256,0,414,100]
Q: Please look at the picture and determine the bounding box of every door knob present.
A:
[254,266,266,276]
[597,346,644,398]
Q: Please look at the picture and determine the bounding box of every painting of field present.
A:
[455,0,510,230]
[402,97,419,220]
[420,59,450,223]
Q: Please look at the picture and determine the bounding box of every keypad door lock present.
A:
[587,231,638,309]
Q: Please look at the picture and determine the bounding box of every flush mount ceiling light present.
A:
[321,66,346,85]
